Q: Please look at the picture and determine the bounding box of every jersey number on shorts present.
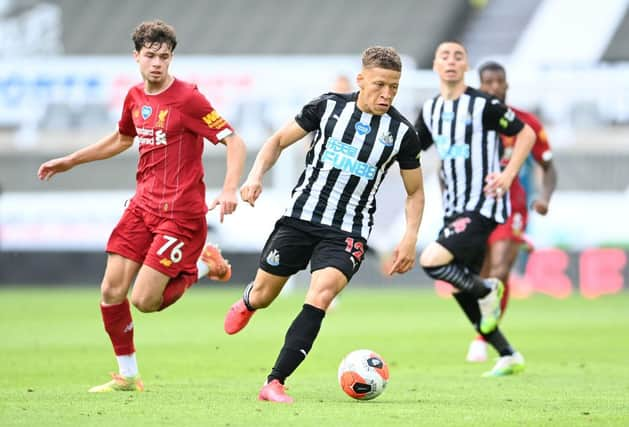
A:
[157,235,185,263]
[344,237,365,260]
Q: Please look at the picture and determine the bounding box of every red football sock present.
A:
[159,275,196,311]
[101,299,135,356]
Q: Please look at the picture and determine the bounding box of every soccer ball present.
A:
[338,349,389,400]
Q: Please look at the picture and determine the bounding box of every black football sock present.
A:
[453,292,514,356]
[482,328,515,357]
[267,304,325,384]
[424,263,491,298]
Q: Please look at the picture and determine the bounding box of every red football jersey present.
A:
[499,106,553,214]
[118,78,234,219]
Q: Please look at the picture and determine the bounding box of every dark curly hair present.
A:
[132,20,177,52]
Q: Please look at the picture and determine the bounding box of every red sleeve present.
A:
[517,109,552,164]
[118,89,137,137]
[180,87,234,144]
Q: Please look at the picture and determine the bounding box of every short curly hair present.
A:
[361,46,402,72]
[132,20,177,52]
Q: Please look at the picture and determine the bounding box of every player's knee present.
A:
[419,243,451,267]
[131,294,159,313]
[100,280,128,304]
[419,249,441,267]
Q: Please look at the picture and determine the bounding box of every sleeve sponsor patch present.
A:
[499,108,516,129]
[202,110,228,129]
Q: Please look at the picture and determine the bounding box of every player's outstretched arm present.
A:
[484,123,535,197]
[209,133,247,223]
[532,160,557,215]
[37,131,134,181]
[240,120,307,207]
[387,167,425,275]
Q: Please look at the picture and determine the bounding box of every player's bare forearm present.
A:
[485,124,535,195]
[222,133,247,193]
[247,135,283,183]
[388,168,424,275]
[502,124,535,183]
[539,160,557,204]
[70,131,134,165]
[239,135,283,207]
[401,167,425,240]
[38,131,133,180]
[531,160,557,215]
[248,120,308,182]
[209,133,247,222]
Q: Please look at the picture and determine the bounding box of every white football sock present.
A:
[117,353,138,378]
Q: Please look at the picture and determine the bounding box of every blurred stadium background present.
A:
[1,0,628,297]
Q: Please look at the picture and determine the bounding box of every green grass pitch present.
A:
[1,286,627,426]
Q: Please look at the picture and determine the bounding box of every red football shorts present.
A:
[107,203,207,279]
[487,209,528,246]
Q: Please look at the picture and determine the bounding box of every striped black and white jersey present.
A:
[284,91,421,240]
[415,87,524,223]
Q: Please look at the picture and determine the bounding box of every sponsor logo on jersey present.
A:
[434,135,470,160]
[321,137,376,179]
[499,108,516,129]
[136,127,168,146]
[378,131,394,146]
[155,129,167,145]
[464,112,472,125]
[266,249,280,266]
[202,110,227,129]
[155,109,169,128]
[441,111,455,122]
[141,105,152,120]
[354,122,371,136]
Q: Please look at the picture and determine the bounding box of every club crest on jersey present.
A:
[354,122,371,136]
[378,131,394,146]
[155,109,169,128]
[266,249,280,266]
[141,105,152,120]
